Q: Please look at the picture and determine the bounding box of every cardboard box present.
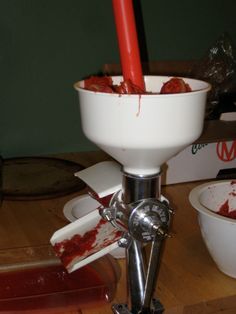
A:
[163,140,236,185]
[162,119,236,184]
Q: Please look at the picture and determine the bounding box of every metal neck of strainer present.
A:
[108,171,172,314]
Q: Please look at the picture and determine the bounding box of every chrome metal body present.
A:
[100,171,173,314]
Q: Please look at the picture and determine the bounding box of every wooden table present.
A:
[1,151,236,314]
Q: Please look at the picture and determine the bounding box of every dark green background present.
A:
[1,0,235,158]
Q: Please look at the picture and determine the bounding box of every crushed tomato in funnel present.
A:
[160,77,192,94]
[83,76,192,94]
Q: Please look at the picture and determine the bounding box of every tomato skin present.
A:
[160,77,192,94]
[113,79,145,94]
[84,76,114,93]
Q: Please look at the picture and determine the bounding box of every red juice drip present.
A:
[136,94,142,117]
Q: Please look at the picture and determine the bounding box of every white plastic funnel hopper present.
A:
[74,76,210,176]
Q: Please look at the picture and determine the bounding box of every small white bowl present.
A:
[189,180,236,278]
[63,194,100,222]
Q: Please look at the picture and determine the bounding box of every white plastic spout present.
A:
[75,76,210,176]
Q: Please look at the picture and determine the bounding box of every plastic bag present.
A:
[191,32,236,119]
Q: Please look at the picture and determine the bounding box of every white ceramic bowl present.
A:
[189,180,236,278]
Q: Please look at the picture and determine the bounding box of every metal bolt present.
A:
[168,207,175,215]
[100,207,114,222]
[152,225,170,238]
[118,233,130,248]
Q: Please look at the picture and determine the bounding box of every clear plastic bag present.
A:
[191,32,236,119]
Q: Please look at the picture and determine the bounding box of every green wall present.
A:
[1,0,235,158]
